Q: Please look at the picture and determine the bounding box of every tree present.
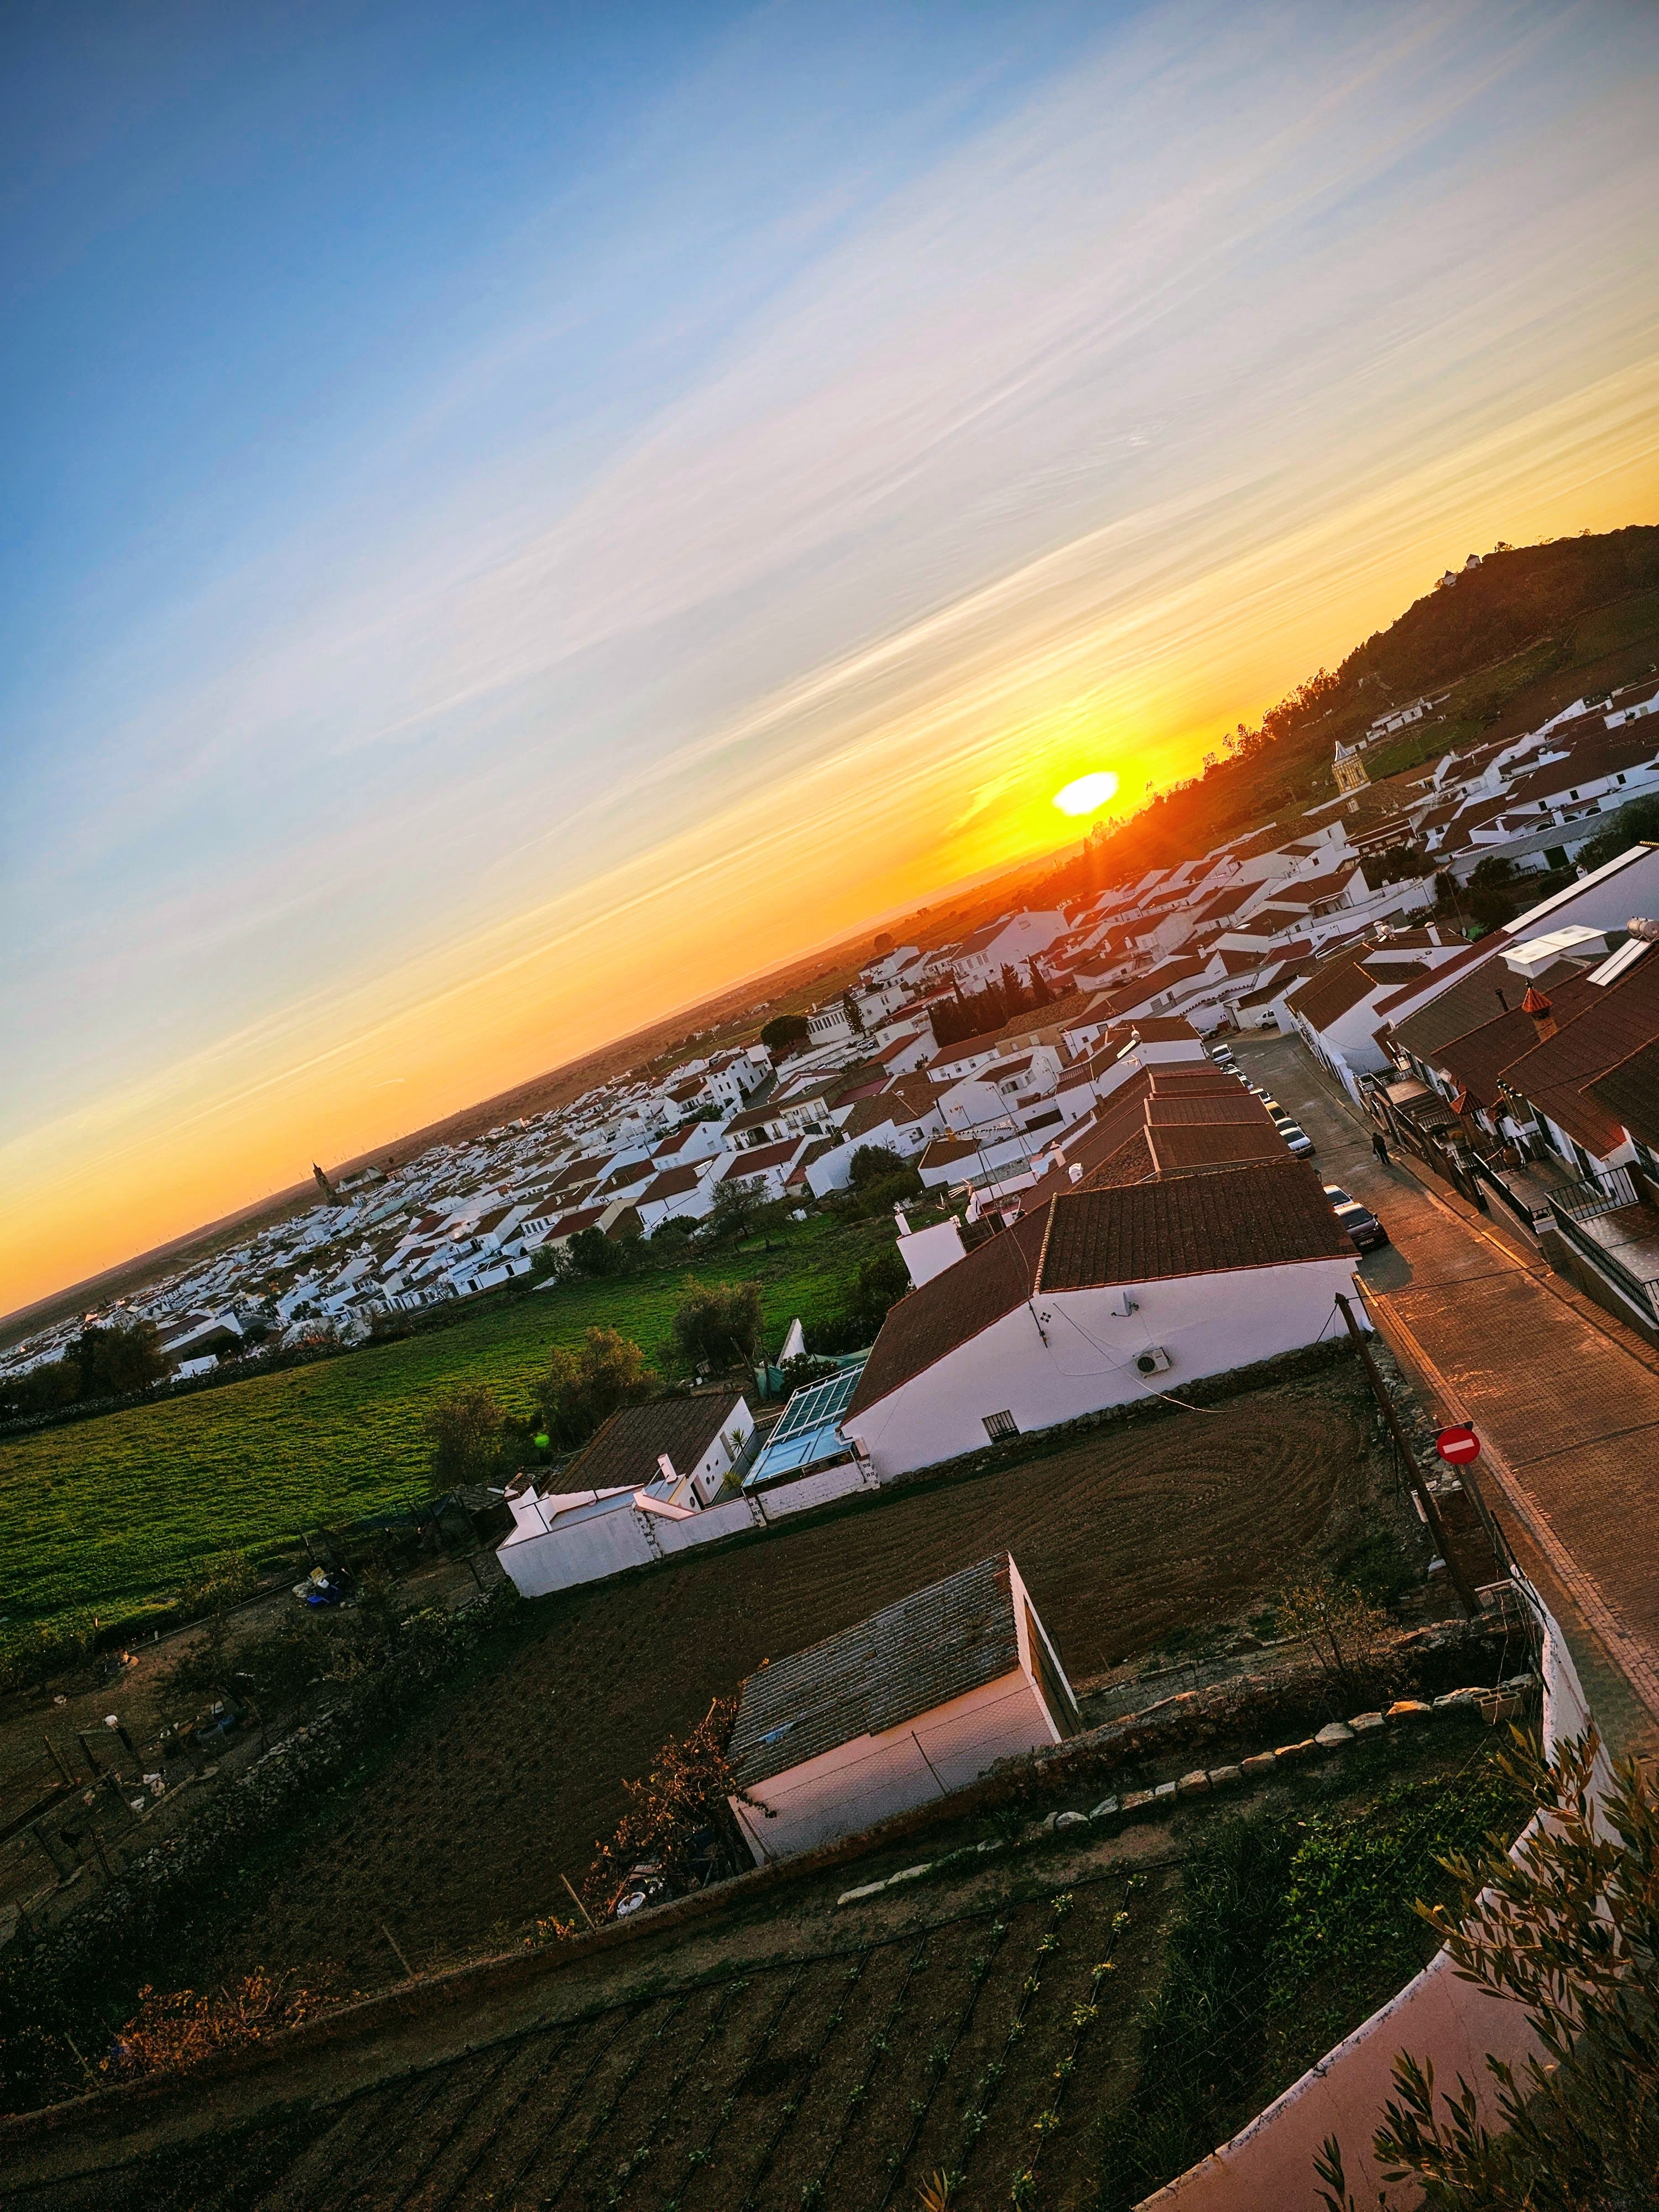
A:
[1575,792,1659,875]
[74,1319,169,1396]
[422,1382,509,1486]
[1314,1727,1659,2210]
[848,1143,907,1190]
[565,1224,628,1278]
[536,1326,656,1450]
[701,1175,764,1244]
[671,1280,765,1374]
[760,1014,810,1057]
[842,989,865,1034]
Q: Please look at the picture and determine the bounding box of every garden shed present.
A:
[726,1552,1077,1861]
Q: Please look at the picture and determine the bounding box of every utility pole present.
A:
[1334,1292,1478,1616]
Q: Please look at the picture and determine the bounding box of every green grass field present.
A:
[0,1217,885,1634]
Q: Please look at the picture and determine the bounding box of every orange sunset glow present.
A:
[6,4,1659,1322]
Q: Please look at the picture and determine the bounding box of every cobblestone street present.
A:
[1235,1029,1659,1760]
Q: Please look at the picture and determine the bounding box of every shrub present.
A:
[535,1326,656,1450]
[0,1619,88,1694]
[105,1972,318,2080]
[1315,1728,1659,2210]
[565,1225,630,1278]
[1277,1578,1401,1708]
[582,1698,755,1913]
[848,1144,907,1190]
[671,1281,764,1374]
[422,1381,510,1486]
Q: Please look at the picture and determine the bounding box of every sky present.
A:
[4,0,1659,1317]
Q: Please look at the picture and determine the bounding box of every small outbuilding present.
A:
[726,1553,1077,1861]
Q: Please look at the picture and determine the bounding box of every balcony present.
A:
[1544,1166,1659,1331]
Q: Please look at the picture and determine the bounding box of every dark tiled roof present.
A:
[640,1163,705,1201]
[1430,971,1603,1108]
[1145,1123,1287,1175]
[1287,954,1379,1031]
[1500,947,1659,1152]
[567,1391,747,1493]
[1589,1037,1659,1148]
[846,1206,1050,1417]
[727,1554,1022,1786]
[1390,954,1516,1062]
[1036,1159,1351,1293]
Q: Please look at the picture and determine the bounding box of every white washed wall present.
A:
[844,1257,1360,1481]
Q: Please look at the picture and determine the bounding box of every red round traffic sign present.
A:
[1436,1425,1481,1465]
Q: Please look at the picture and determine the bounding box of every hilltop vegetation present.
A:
[1038,524,1659,896]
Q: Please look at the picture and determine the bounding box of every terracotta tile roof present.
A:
[1105,957,1207,1011]
[1287,954,1381,1032]
[640,1163,706,1202]
[728,1137,800,1175]
[1125,1015,1206,1043]
[1145,1122,1288,1175]
[849,1161,1347,1416]
[1370,936,1489,1021]
[1500,947,1659,1153]
[1144,1092,1270,1126]
[1428,971,1603,1109]
[1036,1159,1352,1293]
[727,1554,1022,1787]
[1390,954,1517,1062]
[846,1206,1051,1417]
[1078,1130,1156,1187]
[1588,1037,1659,1149]
[567,1391,747,1494]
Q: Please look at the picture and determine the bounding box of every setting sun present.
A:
[1051,770,1120,817]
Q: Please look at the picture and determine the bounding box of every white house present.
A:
[950,911,1068,993]
[839,1160,1358,1480]
[724,1553,1078,1861]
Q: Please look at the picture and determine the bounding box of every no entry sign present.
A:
[1436,1425,1481,1465]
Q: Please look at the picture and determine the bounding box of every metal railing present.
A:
[1552,1163,1639,1223]
[1545,1197,1659,1327]
[1470,1153,1552,1233]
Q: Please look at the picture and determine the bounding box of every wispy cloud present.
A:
[5,0,1659,1308]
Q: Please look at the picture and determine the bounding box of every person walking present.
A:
[1372,1130,1390,1166]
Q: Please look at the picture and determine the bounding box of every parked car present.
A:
[1323,1184,1389,1250]
[1256,1097,1316,1155]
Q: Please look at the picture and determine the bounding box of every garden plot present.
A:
[190,1366,1380,1997]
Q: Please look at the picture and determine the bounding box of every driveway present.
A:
[1234,1030,1659,1760]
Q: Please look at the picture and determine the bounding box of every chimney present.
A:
[1521,984,1557,1044]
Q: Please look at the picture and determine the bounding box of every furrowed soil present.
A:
[189,1364,1376,1999]
[6,1725,1511,2212]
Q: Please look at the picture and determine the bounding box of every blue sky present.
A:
[4,0,1658,1310]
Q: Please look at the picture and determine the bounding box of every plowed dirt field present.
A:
[201,1366,1374,1995]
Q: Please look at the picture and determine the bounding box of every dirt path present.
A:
[1240,1030,1659,1757]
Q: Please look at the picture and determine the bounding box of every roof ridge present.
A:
[1034,1188,1061,1296]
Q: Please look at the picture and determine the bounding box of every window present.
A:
[983,1409,1019,1442]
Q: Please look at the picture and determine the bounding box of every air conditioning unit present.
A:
[1136,1347,1172,1376]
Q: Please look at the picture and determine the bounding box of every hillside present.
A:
[1036,523,1659,899]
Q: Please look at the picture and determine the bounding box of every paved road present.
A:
[1235,1030,1659,1760]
